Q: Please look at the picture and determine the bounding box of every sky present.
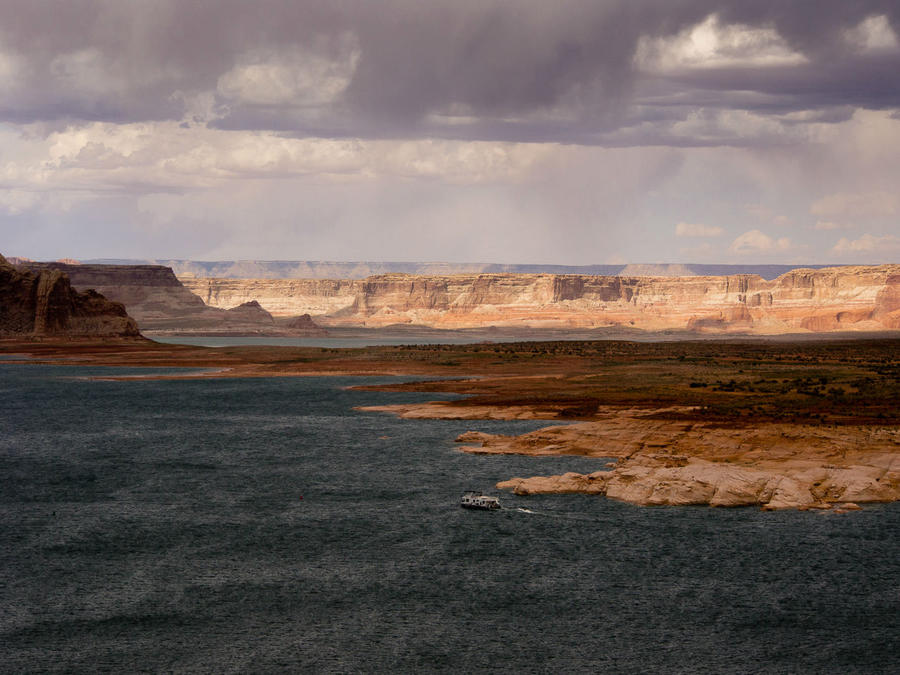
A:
[1,0,899,265]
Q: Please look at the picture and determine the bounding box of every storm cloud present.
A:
[1,0,898,143]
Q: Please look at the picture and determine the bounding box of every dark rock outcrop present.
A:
[21,261,244,332]
[0,254,139,337]
[20,261,327,335]
[22,262,210,326]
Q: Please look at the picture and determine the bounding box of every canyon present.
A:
[14,258,898,336]
[182,265,900,333]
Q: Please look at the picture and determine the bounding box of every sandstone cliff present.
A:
[23,262,212,327]
[0,254,139,337]
[20,262,323,335]
[181,265,900,333]
[184,277,360,317]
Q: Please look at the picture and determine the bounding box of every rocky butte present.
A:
[182,265,900,333]
[0,254,139,337]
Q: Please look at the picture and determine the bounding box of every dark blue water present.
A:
[1,364,898,673]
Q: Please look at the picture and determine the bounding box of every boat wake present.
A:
[511,506,599,523]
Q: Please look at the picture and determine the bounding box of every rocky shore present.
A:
[363,401,900,511]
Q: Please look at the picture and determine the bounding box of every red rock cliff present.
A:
[181,265,900,333]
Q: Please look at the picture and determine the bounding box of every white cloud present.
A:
[666,108,789,145]
[729,229,792,254]
[844,14,900,52]
[1,121,551,196]
[831,233,900,254]
[635,14,807,72]
[3,106,899,265]
[675,222,723,237]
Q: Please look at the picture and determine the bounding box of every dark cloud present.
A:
[661,51,900,110]
[0,0,898,143]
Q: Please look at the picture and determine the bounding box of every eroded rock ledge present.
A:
[496,457,897,511]
[364,401,900,511]
[479,415,899,511]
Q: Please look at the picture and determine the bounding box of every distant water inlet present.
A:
[1,364,898,672]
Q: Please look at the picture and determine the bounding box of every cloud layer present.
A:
[2,1,899,142]
[0,1,898,263]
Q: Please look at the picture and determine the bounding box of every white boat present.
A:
[460,491,501,510]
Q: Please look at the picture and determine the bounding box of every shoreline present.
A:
[3,336,899,511]
[361,401,900,511]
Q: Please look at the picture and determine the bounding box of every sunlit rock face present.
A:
[18,259,898,334]
[371,401,900,512]
[0,255,139,337]
[184,277,360,317]
[872,273,900,330]
[497,457,900,511]
[181,265,900,333]
[456,413,900,511]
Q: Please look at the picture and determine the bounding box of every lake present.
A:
[1,363,898,672]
